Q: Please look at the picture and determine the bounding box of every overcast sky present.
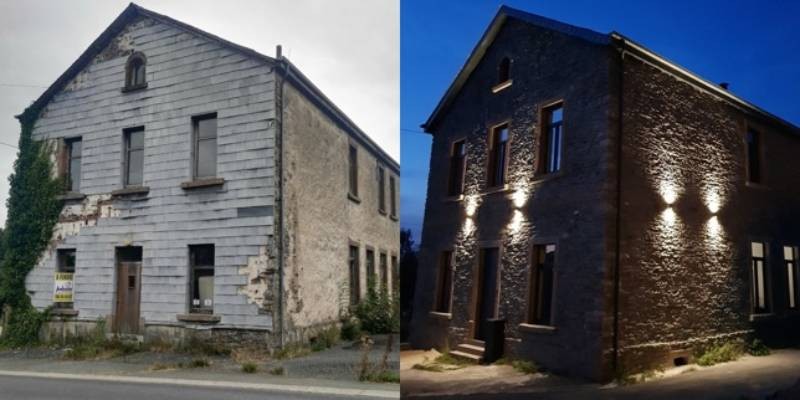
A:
[0,0,399,227]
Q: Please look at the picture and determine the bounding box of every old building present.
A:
[409,6,800,381]
[19,4,399,347]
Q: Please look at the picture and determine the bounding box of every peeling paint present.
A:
[52,194,119,243]
[238,245,277,313]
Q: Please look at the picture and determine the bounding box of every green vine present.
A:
[0,117,63,346]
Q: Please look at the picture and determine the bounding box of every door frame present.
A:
[469,240,504,341]
[113,247,143,335]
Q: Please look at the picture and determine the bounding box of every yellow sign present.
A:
[53,272,74,303]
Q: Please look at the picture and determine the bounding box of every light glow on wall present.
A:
[465,194,480,217]
[508,209,524,235]
[703,188,722,214]
[511,182,529,209]
[661,207,677,226]
[659,179,679,205]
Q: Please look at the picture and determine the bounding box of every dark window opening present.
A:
[125,53,147,89]
[349,245,361,306]
[380,252,389,293]
[190,245,215,314]
[746,129,761,183]
[366,249,375,289]
[349,144,359,198]
[751,242,769,314]
[435,251,453,313]
[66,138,82,192]
[447,140,466,196]
[528,244,556,325]
[540,104,563,174]
[391,254,398,293]
[378,166,386,214]
[389,176,397,218]
[124,127,145,186]
[487,124,509,188]
[673,357,688,367]
[193,114,217,179]
[498,57,511,84]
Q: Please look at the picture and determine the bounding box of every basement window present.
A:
[378,165,387,215]
[193,114,218,180]
[434,251,453,313]
[65,138,82,193]
[487,124,509,188]
[349,244,361,306]
[528,244,556,326]
[124,52,147,91]
[785,246,798,309]
[746,129,762,184]
[124,127,145,187]
[447,139,466,197]
[751,242,769,314]
[539,104,563,175]
[189,245,215,314]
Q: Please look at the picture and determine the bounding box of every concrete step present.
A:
[449,350,482,363]
[456,343,485,357]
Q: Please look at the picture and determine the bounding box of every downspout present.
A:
[612,36,626,376]
[275,45,287,348]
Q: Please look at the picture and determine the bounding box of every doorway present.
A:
[474,247,499,341]
[114,246,142,335]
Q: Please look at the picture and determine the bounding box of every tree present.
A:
[399,229,418,341]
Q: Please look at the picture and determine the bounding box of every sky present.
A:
[400,0,800,242]
[0,0,399,227]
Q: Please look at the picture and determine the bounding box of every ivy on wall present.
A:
[0,118,63,346]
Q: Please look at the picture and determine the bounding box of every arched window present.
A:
[498,57,511,84]
[125,52,147,90]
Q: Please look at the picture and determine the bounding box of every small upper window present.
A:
[746,129,761,184]
[125,52,147,90]
[498,57,511,84]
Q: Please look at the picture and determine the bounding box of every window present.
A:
[66,138,82,192]
[389,176,397,218]
[434,251,453,313]
[785,246,797,309]
[366,248,375,288]
[487,124,509,188]
[447,140,466,197]
[540,104,563,174]
[528,244,556,325]
[349,245,361,306]
[391,254,398,292]
[189,245,215,314]
[125,52,147,89]
[498,57,511,84]
[193,114,217,179]
[349,144,359,198]
[124,127,144,186]
[746,129,761,184]
[379,252,389,293]
[751,242,769,314]
[378,166,386,214]
[55,249,76,309]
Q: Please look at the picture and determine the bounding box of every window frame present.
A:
[348,242,361,307]
[537,101,565,176]
[492,56,513,93]
[447,138,467,198]
[745,127,764,185]
[378,165,387,215]
[348,143,359,200]
[123,127,145,187]
[192,113,218,180]
[389,175,398,219]
[526,242,557,327]
[365,247,376,289]
[485,122,511,189]
[123,52,148,91]
[189,244,215,314]
[65,137,82,193]
[433,250,454,314]
[751,241,770,315]
[379,251,389,293]
[784,246,798,310]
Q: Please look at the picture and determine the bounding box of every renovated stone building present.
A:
[410,6,800,381]
[18,4,399,347]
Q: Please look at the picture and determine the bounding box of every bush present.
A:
[269,366,285,375]
[340,317,362,341]
[511,360,538,374]
[696,342,743,366]
[355,281,399,334]
[241,362,258,373]
[310,326,339,352]
[748,339,770,356]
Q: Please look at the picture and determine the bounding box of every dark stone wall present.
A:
[617,54,800,373]
[410,19,616,380]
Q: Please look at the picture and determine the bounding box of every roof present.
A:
[422,5,800,137]
[18,3,398,172]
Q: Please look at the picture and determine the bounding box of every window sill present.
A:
[57,192,86,202]
[532,170,564,184]
[121,83,148,93]
[491,80,513,93]
[429,311,452,320]
[745,181,768,190]
[519,323,556,334]
[443,194,464,203]
[482,184,510,196]
[749,313,775,321]
[390,214,398,221]
[177,313,221,323]
[111,186,150,197]
[348,192,361,204]
[379,209,387,216]
[181,177,225,190]
[50,308,79,317]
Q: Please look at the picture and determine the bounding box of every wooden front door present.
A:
[114,260,142,334]
[474,247,499,341]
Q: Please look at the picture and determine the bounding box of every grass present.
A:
[748,339,770,356]
[241,362,258,373]
[361,370,400,383]
[269,366,285,376]
[62,337,142,361]
[412,363,446,372]
[274,343,312,360]
[310,327,340,352]
[510,360,538,374]
[696,342,743,366]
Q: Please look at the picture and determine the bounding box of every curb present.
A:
[0,369,399,398]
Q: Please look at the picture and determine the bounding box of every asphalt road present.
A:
[0,375,360,400]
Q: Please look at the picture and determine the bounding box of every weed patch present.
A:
[748,339,770,356]
[269,366,285,375]
[696,342,743,366]
[241,362,258,373]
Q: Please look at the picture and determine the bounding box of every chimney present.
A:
[276,45,282,59]
[719,82,729,90]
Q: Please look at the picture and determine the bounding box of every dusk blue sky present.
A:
[400,0,800,242]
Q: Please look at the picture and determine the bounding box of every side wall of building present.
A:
[25,16,278,335]
[410,19,616,380]
[617,54,800,372]
[280,82,399,342]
